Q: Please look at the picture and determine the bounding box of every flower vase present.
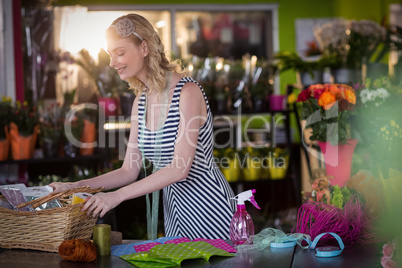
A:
[318,139,358,187]
[242,157,262,181]
[300,70,323,87]
[220,159,241,182]
[269,155,289,180]
[269,95,287,111]
[332,68,362,84]
[9,123,39,160]
[80,119,96,156]
[99,97,118,117]
[0,139,9,161]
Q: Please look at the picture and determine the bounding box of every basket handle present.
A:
[17,186,104,210]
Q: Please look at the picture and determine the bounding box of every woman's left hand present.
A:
[82,192,120,218]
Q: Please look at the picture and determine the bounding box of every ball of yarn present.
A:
[58,239,97,262]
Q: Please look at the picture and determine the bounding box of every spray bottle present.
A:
[229,189,261,246]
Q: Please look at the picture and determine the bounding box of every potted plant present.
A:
[215,147,241,182]
[258,146,273,180]
[0,97,12,161]
[275,50,324,86]
[9,101,40,160]
[248,62,273,113]
[269,147,289,180]
[40,102,64,158]
[241,146,263,181]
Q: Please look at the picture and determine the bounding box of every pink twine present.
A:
[292,195,375,247]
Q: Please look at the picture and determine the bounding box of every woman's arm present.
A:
[83,82,207,217]
[50,97,143,192]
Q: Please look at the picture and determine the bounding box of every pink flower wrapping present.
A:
[382,243,394,259]
[381,256,397,268]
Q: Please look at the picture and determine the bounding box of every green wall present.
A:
[55,0,401,92]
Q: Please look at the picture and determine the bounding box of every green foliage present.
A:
[330,185,351,209]
[274,51,323,76]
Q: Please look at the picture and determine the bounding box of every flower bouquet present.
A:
[297,83,357,145]
[297,83,358,187]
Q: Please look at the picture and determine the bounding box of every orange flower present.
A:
[318,91,336,110]
[344,88,356,104]
[311,176,330,191]
[329,84,341,97]
[316,188,331,204]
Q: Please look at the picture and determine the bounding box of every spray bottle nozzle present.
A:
[233,189,261,210]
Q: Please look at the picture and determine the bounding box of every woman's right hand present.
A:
[49,182,77,193]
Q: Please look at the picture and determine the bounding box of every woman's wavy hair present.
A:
[106,13,184,97]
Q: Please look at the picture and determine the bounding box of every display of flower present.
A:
[314,19,386,69]
[297,83,357,145]
[304,175,352,208]
[304,40,322,57]
[359,87,390,106]
[10,101,39,136]
[353,77,401,173]
[296,181,371,247]
[380,239,398,268]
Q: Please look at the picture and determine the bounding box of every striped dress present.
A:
[138,77,235,240]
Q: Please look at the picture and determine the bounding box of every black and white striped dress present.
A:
[138,77,235,239]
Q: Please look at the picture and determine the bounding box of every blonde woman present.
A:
[51,14,235,240]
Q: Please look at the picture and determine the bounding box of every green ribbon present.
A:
[140,71,172,240]
[236,228,312,253]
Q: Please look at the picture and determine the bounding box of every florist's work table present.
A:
[0,240,379,267]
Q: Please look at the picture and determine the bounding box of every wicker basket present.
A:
[0,186,103,252]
